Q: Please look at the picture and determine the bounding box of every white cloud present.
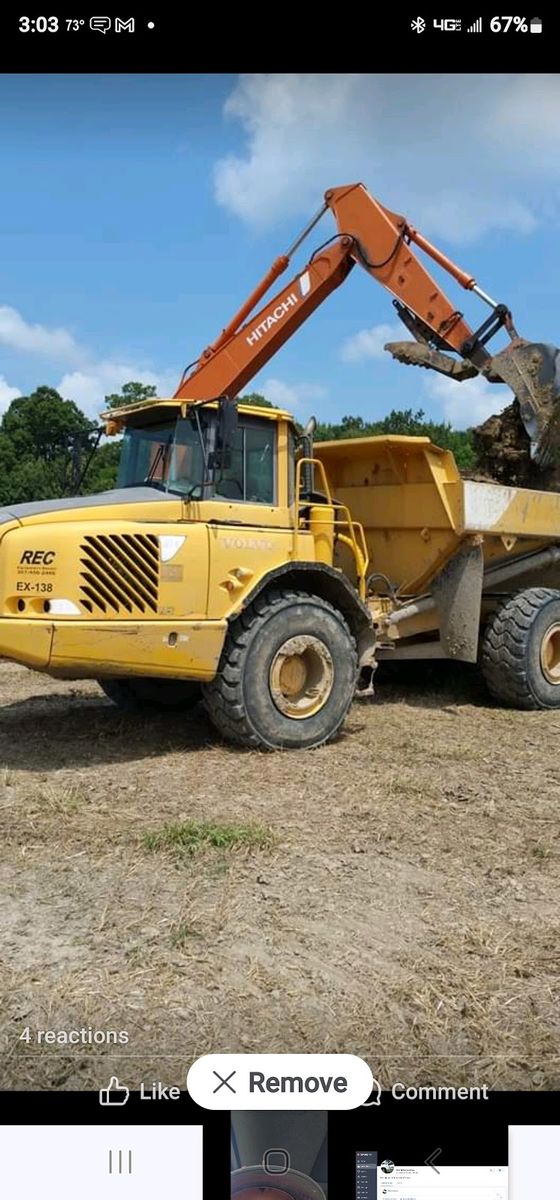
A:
[0,375,22,416]
[58,363,178,418]
[337,320,507,425]
[214,74,560,243]
[423,372,507,429]
[0,305,82,361]
[257,377,326,411]
[488,74,560,163]
[409,190,536,245]
[340,322,403,363]
[214,74,370,229]
[0,302,176,419]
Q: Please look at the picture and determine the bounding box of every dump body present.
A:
[315,434,560,590]
[315,435,560,660]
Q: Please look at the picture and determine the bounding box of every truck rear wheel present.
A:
[481,587,560,709]
[202,588,358,750]
[98,677,201,713]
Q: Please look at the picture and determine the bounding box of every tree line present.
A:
[0,383,475,507]
[0,382,155,506]
[314,410,474,468]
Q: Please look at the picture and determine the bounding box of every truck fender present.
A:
[230,560,376,670]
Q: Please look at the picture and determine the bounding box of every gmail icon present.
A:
[115,17,135,31]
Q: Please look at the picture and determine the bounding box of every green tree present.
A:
[239,391,273,408]
[0,387,96,505]
[83,380,162,493]
[314,407,475,470]
[104,381,158,410]
[0,457,60,506]
[1,386,93,461]
[82,441,122,495]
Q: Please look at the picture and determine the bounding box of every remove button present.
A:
[187,1054,373,1110]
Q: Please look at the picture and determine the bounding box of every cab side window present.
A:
[245,423,274,503]
[215,426,244,500]
[215,419,275,504]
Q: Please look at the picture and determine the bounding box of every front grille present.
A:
[79,534,159,614]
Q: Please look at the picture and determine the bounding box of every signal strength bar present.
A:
[467,17,482,32]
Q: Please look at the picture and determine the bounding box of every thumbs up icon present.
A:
[99,1076,130,1106]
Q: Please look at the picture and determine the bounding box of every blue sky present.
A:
[1,72,560,427]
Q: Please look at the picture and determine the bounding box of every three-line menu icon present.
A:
[108,1149,133,1175]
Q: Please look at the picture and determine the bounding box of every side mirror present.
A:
[301,414,317,496]
[215,396,239,467]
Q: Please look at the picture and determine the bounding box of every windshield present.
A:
[117,411,276,503]
[117,417,206,497]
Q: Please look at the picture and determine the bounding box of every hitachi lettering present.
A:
[19,550,56,565]
[246,293,299,347]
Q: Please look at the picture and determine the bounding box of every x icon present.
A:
[212,1069,237,1094]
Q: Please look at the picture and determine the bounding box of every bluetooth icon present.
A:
[411,16,426,32]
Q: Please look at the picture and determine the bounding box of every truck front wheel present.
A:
[98,677,201,713]
[202,588,358,750]
[481,587,560,709]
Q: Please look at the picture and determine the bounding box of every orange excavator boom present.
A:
[174,182,556,459]
[175,234,354,402]
[175,182,506,403]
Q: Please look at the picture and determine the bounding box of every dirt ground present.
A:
[1,659,558,1092]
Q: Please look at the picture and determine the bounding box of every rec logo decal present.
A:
[19,550,56,565]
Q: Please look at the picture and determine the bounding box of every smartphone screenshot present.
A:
[0,11,558,1198]
[330,1092,558,1197]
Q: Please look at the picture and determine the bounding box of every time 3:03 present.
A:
[19,16,59,32]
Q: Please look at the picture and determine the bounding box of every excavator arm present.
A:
[325,183,505,366]
[175,182,558,459]
[175,235,355,402]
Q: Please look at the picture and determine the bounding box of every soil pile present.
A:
[471,401,559,489]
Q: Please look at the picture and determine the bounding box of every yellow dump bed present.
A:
[315,435,560,594]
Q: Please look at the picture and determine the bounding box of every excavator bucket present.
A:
[486,342,560,463]
[387,338,560,465]
[385,341,478,381]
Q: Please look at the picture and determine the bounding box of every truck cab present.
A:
[112,396,295,515]
[0,397,373,749]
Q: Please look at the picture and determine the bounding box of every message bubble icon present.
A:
[361,1077,382,1106]
[90,16,112,32]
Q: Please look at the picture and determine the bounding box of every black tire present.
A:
[98,677,201,713]
[481,587,560,709]
[202,588,358,750]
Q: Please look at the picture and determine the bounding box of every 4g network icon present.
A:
[410,17,463,33]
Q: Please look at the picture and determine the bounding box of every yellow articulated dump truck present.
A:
[1,393,560,750]
[4,181,560,749]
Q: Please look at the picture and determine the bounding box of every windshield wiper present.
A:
[146,436,172,487]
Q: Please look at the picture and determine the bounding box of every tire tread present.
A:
[202,589,357,749]
[481,587,560,709]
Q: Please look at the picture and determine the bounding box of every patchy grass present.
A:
[531,843,554,860]
[142,819,274,859]
[169,921,203,948]
[38,783,89,814]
